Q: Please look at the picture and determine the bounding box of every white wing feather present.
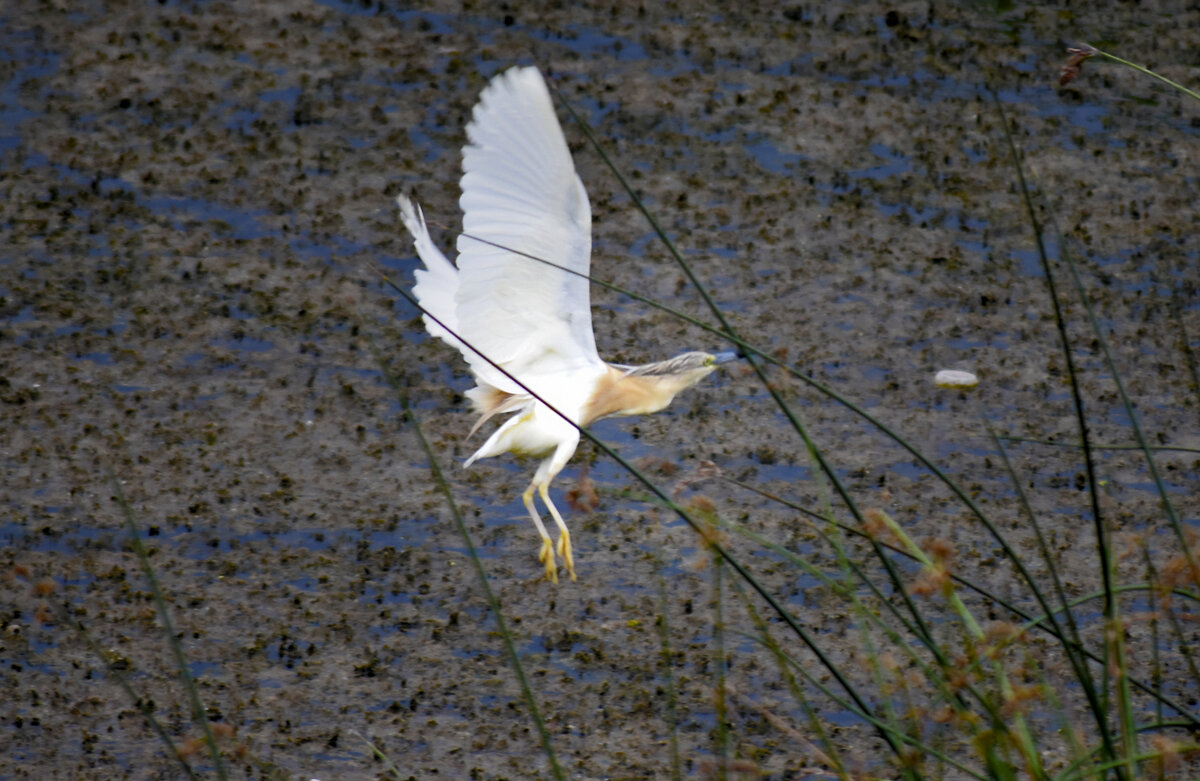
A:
[397,194,466,353]
[454,67,603,394]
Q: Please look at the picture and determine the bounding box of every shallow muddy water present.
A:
[2,2,1198,778]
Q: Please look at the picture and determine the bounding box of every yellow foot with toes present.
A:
[538,537,558,584]
[556,533,576,582]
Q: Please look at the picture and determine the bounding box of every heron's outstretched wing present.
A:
[454,66,603,395]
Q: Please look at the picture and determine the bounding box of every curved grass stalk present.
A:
[351,729,405,779]
[1056,739,1200,781]
[995,436,1200,456]
[1077,44,1200,104]
[710,550,730,779]
[109,471,227,780]
[1012,584,1199,638]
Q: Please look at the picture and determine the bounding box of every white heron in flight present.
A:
[398,66,733,582]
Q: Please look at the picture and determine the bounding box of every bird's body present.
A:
[398,66,730,582]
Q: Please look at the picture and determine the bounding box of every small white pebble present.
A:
[934,369,978,389]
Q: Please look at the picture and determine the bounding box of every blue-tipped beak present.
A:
[712,351,739,365]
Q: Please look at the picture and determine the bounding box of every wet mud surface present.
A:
[2,1,1199,778]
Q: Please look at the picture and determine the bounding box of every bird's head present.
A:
[588,351,737,421]
[622,350,736,402]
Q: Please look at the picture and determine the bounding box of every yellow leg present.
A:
[539,483,576,582]
[522,484,557,583]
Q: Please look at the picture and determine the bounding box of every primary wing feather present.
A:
[454,67,602,395]
[397,195,465,352]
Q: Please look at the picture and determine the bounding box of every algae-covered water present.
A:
[2,2,1198,778]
